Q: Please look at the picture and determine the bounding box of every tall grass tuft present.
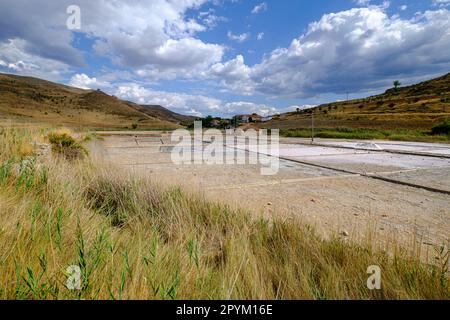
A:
[48,129,87,160]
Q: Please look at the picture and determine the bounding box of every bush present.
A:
[432,119,450,135]
[48,130,87,159]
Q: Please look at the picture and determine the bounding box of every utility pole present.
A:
[311,110,315,144]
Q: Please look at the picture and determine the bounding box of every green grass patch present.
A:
[432,119,450,136]
[280,128,450,142]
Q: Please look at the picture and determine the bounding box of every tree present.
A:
[393,80,401,91]
[232,116,241,128]
[203,115,214,128]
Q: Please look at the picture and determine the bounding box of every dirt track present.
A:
[91,132,450,259]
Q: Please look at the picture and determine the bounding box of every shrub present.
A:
[432,119,450,135]
[48,130,87,159]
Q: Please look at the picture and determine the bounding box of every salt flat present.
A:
[92,132,450,257]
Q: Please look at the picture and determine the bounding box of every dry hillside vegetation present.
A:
[136,105,195,126]
[261,73,450,130]
[0,73,181,130]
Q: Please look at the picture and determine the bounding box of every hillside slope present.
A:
[137,105,195,126]
[0,73,182,129]
[261,73,450,130]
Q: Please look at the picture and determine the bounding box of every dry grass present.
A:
[47,129,87,160]
[0,126,448,300]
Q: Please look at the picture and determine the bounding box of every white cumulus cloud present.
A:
[211,7,450,98]
[69,73,111,90]
[115,83,277,117]
[0,0,225,80]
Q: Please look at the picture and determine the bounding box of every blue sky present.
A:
[0,0,449,117]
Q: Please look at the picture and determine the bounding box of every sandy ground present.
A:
[92,132,450,260]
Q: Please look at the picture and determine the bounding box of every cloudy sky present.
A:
[0,0,449,117]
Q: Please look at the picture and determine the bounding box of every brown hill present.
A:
[0,73,182,129]
[136,105,195,126]
[260,73,450,130]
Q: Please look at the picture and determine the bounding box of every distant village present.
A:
[193,113,274,129]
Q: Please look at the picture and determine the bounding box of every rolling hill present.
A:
[136,105,195,126]
[0,73,183,129]
[259,73,450,130]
